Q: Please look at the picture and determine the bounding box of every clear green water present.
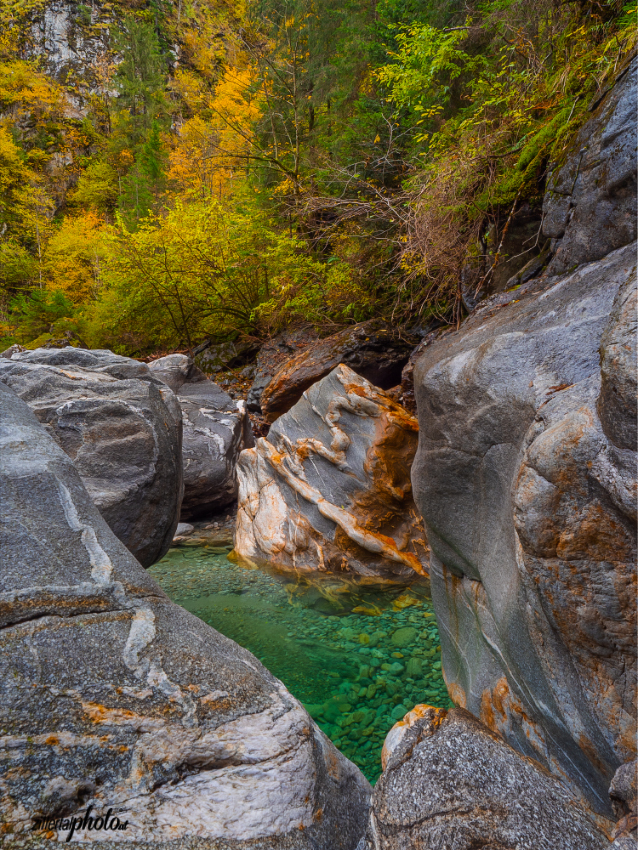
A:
[149,542,452,783]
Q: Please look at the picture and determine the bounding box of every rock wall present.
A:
[543,57,636,277]
[259,321,416,423]
[0,381,371,848]
[30,0,110,91]
[411,242,636,817]
[409,59,637,821]
[235,365,428,580]
[0,347,183,568]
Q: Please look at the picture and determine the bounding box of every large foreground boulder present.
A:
[0,347,182,567]
[0,382,371,847]
[149,354,254,520]
[359,706,610,849]
[235,364,428,580]
[411,240,637,818]
[260,321,417,423]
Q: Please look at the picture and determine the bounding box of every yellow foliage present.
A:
[0,60,65,124]
[0,124,28,202]
[44,213,107,303]
[0,124,51,253]
[169,65,262,197]
[175,1,245,81]
[168,115,223,197]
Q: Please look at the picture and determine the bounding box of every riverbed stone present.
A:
[0,382,371,849]
[149,354,254,520]
[411,238,637,818]
[390,627,417,648]
[235,364,428,580]
[0,347,182,567]
[363,706,610,849]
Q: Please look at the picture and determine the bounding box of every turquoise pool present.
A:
[149,541,452,782]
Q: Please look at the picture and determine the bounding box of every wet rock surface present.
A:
[149,354,253,521]
[235,364,428,580]
[0,347,182,568]
[260,321,417,423]
[360,706,610,850]
[411,240,637,817]
[0,382,371,848]
[543,56,637,277]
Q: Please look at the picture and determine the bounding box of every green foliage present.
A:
[3,289,79,345]
[72,160,119,213]
[374,0,635,319]
[0,240,37,290]
[112,16,167,126]
[119,121,167,228]
[619,1,637,26]
[376,25,480,116]
[77,185,372,354]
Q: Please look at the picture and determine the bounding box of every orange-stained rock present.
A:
[0,382,371,848]
[235,365,428,580]
[259,320,417,423]
[381,704,446,770]
[410,66,637,816]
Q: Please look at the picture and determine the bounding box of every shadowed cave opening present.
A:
[149,537,452,783]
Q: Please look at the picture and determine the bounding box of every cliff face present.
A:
[26,0,120,115]
[411,58,636,819]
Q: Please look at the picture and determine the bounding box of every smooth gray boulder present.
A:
[359,706,610,849]
[0,382,371,847]
[235,364,428,580]
[0,347,183,568]
[543,56,636,276]
[149,354,254,520]
[411,240,637,818]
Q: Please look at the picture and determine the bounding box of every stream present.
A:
[149,539,452,783]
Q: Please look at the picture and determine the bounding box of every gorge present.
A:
[0,2,636,848]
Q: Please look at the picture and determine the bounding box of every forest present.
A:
[0,0,635,354]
